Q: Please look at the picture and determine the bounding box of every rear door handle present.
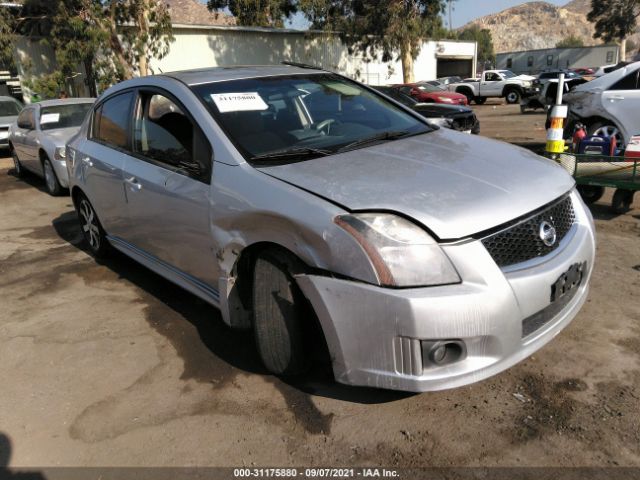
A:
[124,176,142,191]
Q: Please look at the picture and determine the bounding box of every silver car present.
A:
[0,96,23,149]
[9,98,95,195]
[66,66,596,392]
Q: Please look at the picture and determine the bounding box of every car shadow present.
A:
[0,432,47,480]
[51,210,413,406]
[4,166,49,195]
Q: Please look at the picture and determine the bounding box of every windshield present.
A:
[500,71,517,78]
[192,74,430,161]
[416,83,446,92]
[0,100,21,116]
[40,103,93,131]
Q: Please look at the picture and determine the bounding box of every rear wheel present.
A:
[458,89,473,105]
[577,185,605,204]
[11,147,23,177]
[43,156,63,196]
[75,193,110,257]
[611,189,634,214]
[474,96,487,105]
[588,122,623,146]
[252,251,309,376]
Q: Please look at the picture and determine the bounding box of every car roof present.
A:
[0,95,20,103]
[163,65,325,86]
[574,61,640,92]
[36,98,96,108]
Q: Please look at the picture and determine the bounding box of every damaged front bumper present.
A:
[295,192,595,392]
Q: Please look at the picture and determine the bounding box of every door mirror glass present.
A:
[17,110,34,130]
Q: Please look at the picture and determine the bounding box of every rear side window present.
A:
[611,71,639,90]
[92,92,134,149]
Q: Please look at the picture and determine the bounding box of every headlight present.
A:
[334,213,460,287]
[523,81,532,88]
[54,146,66,160]
[438,96,454,103]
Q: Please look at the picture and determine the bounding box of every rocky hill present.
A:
[461,1,638,54]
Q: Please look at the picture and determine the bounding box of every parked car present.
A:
[67,65,595,392]
[393,82,468,105]
[448,70,536,105]
[534,69,581,87]
[593,63,627,77]
[571,67,595,76]
[521,77,588,114]
[437,76,463,86]
[563,61,640,145]
[9,98,95,195]
[372,85,480,133]
[0,96,23,149]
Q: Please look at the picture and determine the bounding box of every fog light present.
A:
[422,340,466,367]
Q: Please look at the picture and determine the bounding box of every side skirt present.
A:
[106,235,221,308]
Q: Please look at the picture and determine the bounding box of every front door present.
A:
[13,108,39,172]
[121,89,218,286]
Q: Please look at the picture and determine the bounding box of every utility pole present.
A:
[448,0,453,32]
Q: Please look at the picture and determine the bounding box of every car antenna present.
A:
[281,61,323,70]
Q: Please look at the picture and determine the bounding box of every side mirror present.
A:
[17,120,32,130]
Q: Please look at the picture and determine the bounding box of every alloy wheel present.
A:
[79,199,100,251]
[592,125,622,145]
[44,160,56,193]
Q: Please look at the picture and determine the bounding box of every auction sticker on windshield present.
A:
[211,92,268,113]
[40,113,60,124]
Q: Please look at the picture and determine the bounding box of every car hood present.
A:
[256,129,574,240]
[513,74,535,81]
[422,91,465,99]
[41,126,82,146]
[414,103,472,117]
[0,115,17,127]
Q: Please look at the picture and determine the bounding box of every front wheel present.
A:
[505,90,521,104]
[11,147,24,177]
[252,251,309,376]
[43,157,63,196]
[75,193,110,257]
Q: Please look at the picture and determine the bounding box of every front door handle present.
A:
[82,157,93,167]
[609,95,625,101]
[124,176,142,191]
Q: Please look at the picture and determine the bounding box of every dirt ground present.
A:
[0,104,639,472]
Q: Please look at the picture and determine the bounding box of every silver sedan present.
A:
[66,66,595,392]
[9,98,95,195]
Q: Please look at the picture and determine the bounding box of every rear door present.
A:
[121,89,217,285]
[80,91,134,237]
[601,69,640,142]
[13,108,38,171]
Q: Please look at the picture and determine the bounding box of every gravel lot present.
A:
[1,104,639,471]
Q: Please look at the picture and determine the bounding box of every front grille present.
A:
[448,113,477,132]
[481,195,575,268]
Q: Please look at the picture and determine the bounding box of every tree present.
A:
[556,35,584,48]
[301,0,448,83]
[458,25,495,66]
[207,0,298,27]
[587,0,640,61]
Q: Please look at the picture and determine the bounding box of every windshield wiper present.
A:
[250,147,332,162]
[336,130,413,153]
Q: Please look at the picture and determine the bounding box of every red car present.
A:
[394,82,468,105]
[570,67,595,76]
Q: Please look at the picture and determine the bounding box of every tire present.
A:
[75,192,110,258]
[505,89,521,104]
[588,122,623,146]
[611,189,634,214]
[474,96,487,105]
[520,105,527,114]
[252,251,309,376]
[43,156,63,196]
[458,89,474,105]
[11,147,24,177]
[577,185,605,205]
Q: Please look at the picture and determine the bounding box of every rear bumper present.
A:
[296,191,595,392]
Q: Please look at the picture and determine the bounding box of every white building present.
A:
[151,25,477,85]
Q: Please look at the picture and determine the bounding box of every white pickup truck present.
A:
[447,70,536,105]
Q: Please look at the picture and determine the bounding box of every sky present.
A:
[199,1,571,30]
